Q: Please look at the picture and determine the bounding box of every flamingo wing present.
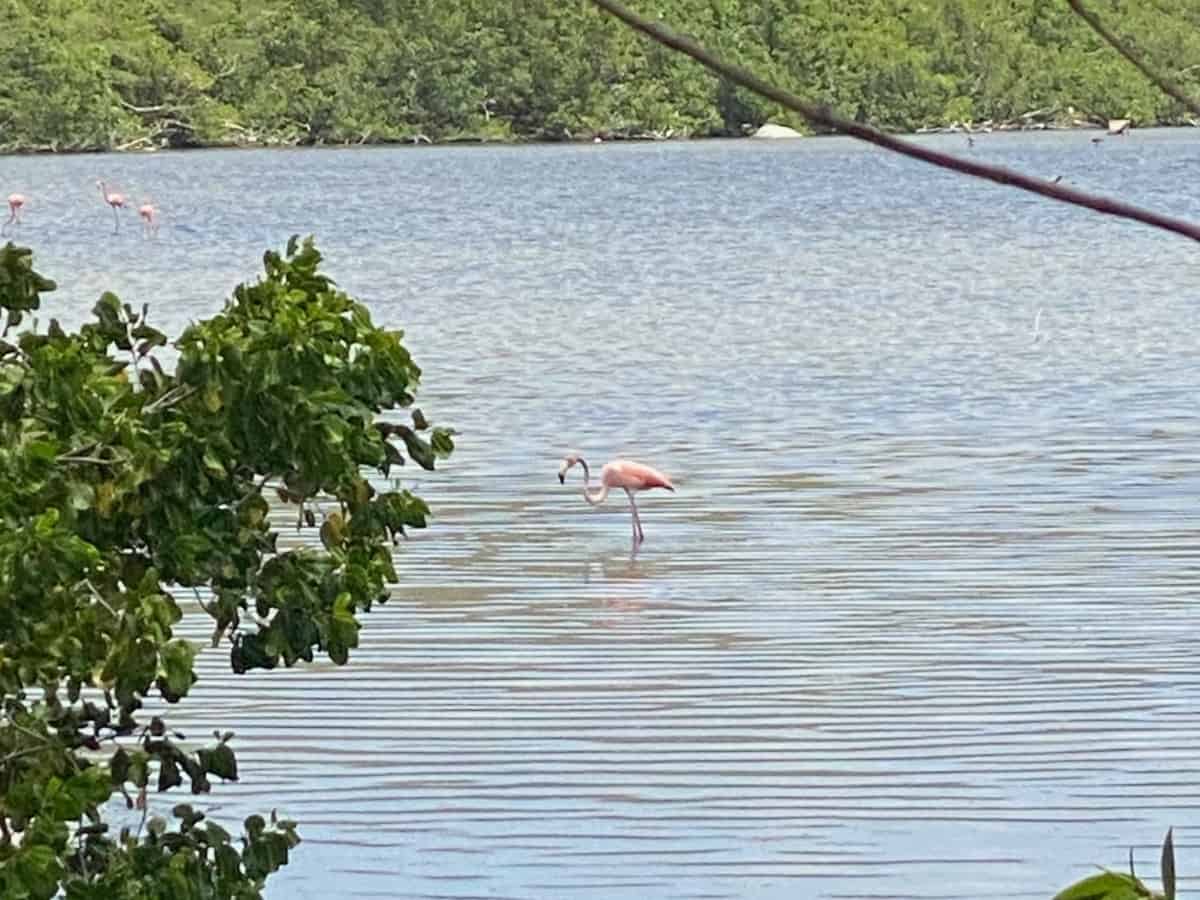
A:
[603,459,675,492]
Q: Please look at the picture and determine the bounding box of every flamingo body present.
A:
[97,180,128,233]
[559,454,675,550]
[2,193,25,234]
[598,459,674,493]
[138,202,159,238]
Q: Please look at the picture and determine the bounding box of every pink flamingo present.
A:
[138,201,159,238]
[97,180,128,233]
[559,454,675,548]
[2,194,25,235]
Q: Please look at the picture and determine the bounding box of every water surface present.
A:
[6,129,1200,898]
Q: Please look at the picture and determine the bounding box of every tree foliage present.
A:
[1,0,1198,151]
[0,237,453,898]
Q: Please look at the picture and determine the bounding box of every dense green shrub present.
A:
[0,237,453,898]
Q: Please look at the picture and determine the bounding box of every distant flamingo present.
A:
[559,454,675,549]
[1,194,25,235]
[97,180,128,233]
[138,201,159,238]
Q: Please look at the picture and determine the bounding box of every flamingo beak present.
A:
[558,472,565,484]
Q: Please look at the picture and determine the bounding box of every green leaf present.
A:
[172,803,202,825]
[240,493,269,527]
[157,640,197,702]
[231,632,277,674]
[319,512,346,550]
[109,748,131,785]
[244,814,266,838]
[202,743,239,781]
[33,508,59,534]
[158,756,182,792]
[203,383,222,412]
[431,427,455,458]
[25,440,57,462]
[9,844,64,900]
[202,446,226,476]
[203,820,231,844]
[127,752,150,789]
[92,292,122,328]
[1052,870,1157,900]
[396,426,435,470]
[67,481,94,511]
[1161,829,1175,900]
[215,843,242,881]
[130,322,167,346]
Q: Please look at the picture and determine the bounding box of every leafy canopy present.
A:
[0,237,452,899]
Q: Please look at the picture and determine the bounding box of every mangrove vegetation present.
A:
[1,0,1199,152]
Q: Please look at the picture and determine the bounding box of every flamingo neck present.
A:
[575,458,608,506]
[583,482,609,506]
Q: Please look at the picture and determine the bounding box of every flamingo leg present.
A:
[112,205,120,234]
[627,490,645,544]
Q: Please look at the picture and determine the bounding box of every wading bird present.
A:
[138,201,159,238]
[559,454,675,549]
[2,194,25,234]
[97,180,128,233]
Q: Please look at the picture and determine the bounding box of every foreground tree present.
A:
[0,237,453,898]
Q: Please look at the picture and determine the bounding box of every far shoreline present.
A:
[1,118,1193,159]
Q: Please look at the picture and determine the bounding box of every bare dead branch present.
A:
[142,384,197,415]
[115,136,154,152]
[118,99,170,115]
[1067,0,1200,119]
[587,0,1200,244]
[0,744,57,767]
[56,455,118,466]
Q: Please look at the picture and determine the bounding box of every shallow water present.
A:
[6,128,1200,897]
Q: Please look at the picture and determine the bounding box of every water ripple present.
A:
[9,129,1200,898]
